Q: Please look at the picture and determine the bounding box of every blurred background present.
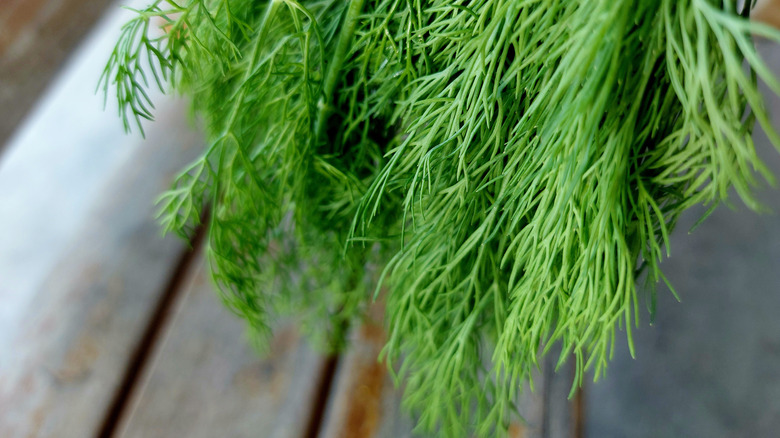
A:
[1,1,780,437]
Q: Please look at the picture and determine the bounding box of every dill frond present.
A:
[103,0,780,436]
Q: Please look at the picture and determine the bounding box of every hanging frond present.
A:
[103,0,780,435]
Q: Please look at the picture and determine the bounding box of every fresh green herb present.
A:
[101,0,780,436]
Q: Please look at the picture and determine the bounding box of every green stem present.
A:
[313,0,366,144]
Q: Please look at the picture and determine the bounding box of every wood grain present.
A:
[0,103,203,437]
[116,261,327,438]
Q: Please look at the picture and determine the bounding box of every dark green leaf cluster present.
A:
[102,0,780,436]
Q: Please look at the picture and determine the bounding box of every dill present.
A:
[101,0,780,436]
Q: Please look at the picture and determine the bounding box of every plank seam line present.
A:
[304,353,341,438]
[96,220,208,438]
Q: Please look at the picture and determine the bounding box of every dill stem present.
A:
[314,0,366,144]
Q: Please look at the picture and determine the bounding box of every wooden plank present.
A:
[585,42,780,438]
[0,7,204,429]
[116,261,327,438]
[317,304,578,438]
[0,0,114,149]
[0,98,202,437]
[0,0,170,352]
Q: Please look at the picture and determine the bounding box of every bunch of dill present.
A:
[101,0,780,435]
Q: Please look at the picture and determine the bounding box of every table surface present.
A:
[1,3,779,438]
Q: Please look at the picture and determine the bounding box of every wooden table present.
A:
[1,3,780,438]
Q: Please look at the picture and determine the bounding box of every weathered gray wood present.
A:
[585,42,780,438]
[0,0,114,149]
[116,261,327,438]
[0,101,202,437]
[318,305,578,438]
[0,17,203,430]
[0,0,170,353]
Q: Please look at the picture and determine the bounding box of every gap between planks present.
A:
[98,223,208,438]
[111,247,345,438]
[303,354,341,438]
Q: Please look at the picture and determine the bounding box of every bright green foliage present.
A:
[101,0,780,435]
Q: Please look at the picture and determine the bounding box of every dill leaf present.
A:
[103,0,780,435]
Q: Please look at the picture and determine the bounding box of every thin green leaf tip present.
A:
[102,0,780,435]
